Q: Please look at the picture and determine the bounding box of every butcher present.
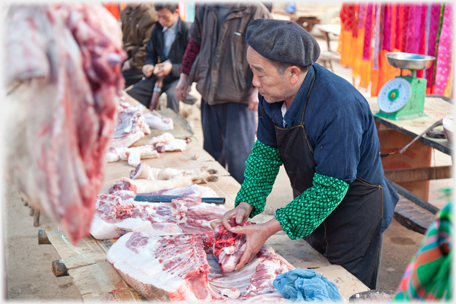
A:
[217,19,399,290]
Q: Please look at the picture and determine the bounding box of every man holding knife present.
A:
[217,19,399,290]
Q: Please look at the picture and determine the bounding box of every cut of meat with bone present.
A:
[130,162,218,183]
[106,146,159,166]
[110,176,195,194]
[155,139,187,152]
[141,184,218,198]
[148,132,175,145]
[90,193,227,239]
[4,4,125,244]
[111,108,149,148]
[107,232,294,302]
[213,219,255,273]
[107,232,212,301]
[143,111,174,130]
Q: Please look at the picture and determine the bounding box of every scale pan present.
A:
[386,52,435,70]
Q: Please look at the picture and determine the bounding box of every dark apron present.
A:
[272,72,383,289]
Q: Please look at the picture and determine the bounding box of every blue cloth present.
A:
[257,63,399,233]
[286,2,296,13]
[273,268,344,302]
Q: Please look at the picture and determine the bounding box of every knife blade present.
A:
[134,195,225,204]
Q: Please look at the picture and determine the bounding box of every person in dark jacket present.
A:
[217,19,399,290]
[120,3,157,88]
[175,3,272,184]
[126,3,190,113]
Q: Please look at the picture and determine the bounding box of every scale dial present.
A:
[378,78,411,113]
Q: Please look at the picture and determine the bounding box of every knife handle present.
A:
[201,197,225,204]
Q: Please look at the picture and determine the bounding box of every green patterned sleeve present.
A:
[235,140,282,217]
[275,173,349,240]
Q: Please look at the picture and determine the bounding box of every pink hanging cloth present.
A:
[434,4,453,96]
[362,3,373,61]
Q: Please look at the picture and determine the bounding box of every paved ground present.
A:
[3,21,453,302]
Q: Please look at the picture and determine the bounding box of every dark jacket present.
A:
[145,18,191,83]
[188,3,272,105]
[120,4,157,70]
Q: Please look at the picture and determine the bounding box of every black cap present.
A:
[246,19,320,66]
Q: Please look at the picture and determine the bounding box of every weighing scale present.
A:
[375,53,435,121]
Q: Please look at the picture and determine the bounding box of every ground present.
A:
[3,15,453,302]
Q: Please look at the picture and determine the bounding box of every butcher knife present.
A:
[134,195,225,204]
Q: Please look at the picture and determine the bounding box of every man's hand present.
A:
[248,87,259,111]
[230,219,282,270]
[121,60,131,71]
[154,61,172,77]
[176,73,190,102]
[142,64,154,78]
[220,202,254,230]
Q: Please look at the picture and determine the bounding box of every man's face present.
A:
[246,47,292,104]
[157,8,178,28]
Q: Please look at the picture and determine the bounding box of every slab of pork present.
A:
[4,3,125,244]
[107,232,295,302]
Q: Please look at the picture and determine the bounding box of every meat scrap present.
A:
[105,145,159,166]
[142,184,218,198]
[130,162,218,183]
[4,4,125,244]
[148,132,189,152]
[90,193,227,240]
[111,164,218,194]
[111,104,151,148]
[107,232,295,302]
[213,219,255,273]
[143,111,174,130]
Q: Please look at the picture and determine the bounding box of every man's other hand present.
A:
[154,61,172,77]
[221,202,254,230]
[229,219,282,270]
[142,64,154,77]
[176,73,190,102]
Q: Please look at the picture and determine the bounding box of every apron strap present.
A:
[300,68,317,124]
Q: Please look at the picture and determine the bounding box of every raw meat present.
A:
[110,165,218,194]
[143,111,174,130]
[90,193,227,239]
[213,219,255,273]
[107,232,212,301]
[129,162,218,182]
[106,145,159,166]
[147,133,189,152]
[148,133,175,145]
[4,3,125,244]
[142,184,218,198]
[111,104,151,148]
[110,176,194,194]
[107,232,295,302]
[155,139,188,153]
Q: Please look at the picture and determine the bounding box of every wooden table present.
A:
[315,24,341,52]
[41,93,370,301]
[366,95,453,233]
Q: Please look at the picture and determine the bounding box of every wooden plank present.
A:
[314,265,370,301]
[69,261,144,300]
[44,226,116,270]
[384,166,452,183]
[393,194,435,234]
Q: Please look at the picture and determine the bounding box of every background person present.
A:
[175,2,272,184]
[120,2,157,88]
[127,3,190,113]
